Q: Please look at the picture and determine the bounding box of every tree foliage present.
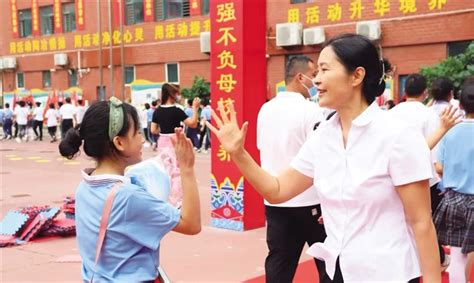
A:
[181,76,211,102]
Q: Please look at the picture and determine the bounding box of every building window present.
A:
[125,0,144,25]
[166,63,179,83]
[40,6,54,35]
[19,9,32,38]
[399,75,408,101]
[16,73,25,89]
[155,0,190,20]
[448,40,473,57]
[125,66,135,85]
[69,69,78,87]
[201,0,210,15]
[43,71,52,88]
[290,0,307,3]
[62,3,76,32]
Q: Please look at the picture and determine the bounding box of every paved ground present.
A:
[0,137,313,282]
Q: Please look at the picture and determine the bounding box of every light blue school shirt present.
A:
[75,169,180,282]
[437,119,474,195]
[147,108,154,122]
[200,106,211,121]
[3,108,13,120]
[184,107,193,118]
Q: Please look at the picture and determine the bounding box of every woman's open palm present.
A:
[206,100,248,156]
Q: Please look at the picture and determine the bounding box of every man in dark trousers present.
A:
[257,55,327,282]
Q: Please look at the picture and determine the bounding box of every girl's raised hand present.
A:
[172,127,195,170]
[439,105,462,132]
[206,100,248,156]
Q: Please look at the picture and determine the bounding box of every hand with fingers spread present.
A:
[172,127,195,170]
[439,105,462,132]
[206,100,248,156]
[192,97,201,110]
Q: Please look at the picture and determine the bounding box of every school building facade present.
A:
[0,0,473,103]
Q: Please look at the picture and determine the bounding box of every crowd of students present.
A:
[0,97,87,143]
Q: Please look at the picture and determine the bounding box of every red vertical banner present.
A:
[31,0,40,36]
[53,0,62,33]
[76,0,85,30]
[113,0,125,28]
[143,0,154,22]
[210,0,266,231]
[11,0,19,38]
[190,0,201,16]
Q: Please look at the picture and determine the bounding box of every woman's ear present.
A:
[112,136,126,152]
[352,67,366,87]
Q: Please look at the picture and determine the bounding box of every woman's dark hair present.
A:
[35,102,41,107]
[431,77,454,101]
[18,101,26,107]
[59,101,140,160]
[323,34,389,104]
[161,83,179,104]
[49,103,55,109]
[144,103,150,110]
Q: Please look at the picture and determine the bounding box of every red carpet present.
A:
[243,259,450,283]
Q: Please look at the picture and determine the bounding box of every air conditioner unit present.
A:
[3,57,17,69]
[0,58,3,70]
[303,27,325,46]
[200,32,210,54]
[54,53,68,66]
[356,20,381,41]
[276,22,302,47]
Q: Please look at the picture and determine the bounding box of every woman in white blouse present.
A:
[208,34,443,282]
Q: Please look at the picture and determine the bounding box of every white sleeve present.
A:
[389,126,433,186]
[290,133,317,178]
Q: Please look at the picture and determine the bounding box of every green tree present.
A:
[181,76,211,103]
[420,41,474,94]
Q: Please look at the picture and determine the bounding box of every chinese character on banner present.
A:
[113,31,122,44]
[76,0,85,30]
[374,0,390,16]
[217,97,236,115]
[288,8,300,23]
[83,34,92,47]
[102,31,111,45]
[190,0,201,16]
[123,30,133,43]
[203,19,211,32]
[49,37,58,50]
[58,37,66,49]
[399,0,417,14]
[216,27,237,46]
[31,0,40,36]
[11,0,19,38]
[74,35,82,48]
[177,22,189,37]
[155,25,164,40]
[143,0,154,22]
[165,24,176,39]
[17,41,24,54]
[24,41,32,53]
[327,3,342,22]
[350,0,364,19]
[190,21,201,36]
[53,0,62,33]
[40,39,48,51]
[306,6,320,24]
[428,0,446,10]
[92,33,100,46]
[134,27,145,42]
[216,74,237,93]
[217,3,237,23]
[217,50,237,69]
[32,40,40,52]
[217,145,231,162]
[10,42,17,54]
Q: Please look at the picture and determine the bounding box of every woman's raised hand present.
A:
[439,105,462,132]
[206,100,248,156]
[172,127,195,170]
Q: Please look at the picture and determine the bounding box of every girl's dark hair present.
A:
[161,83,179,104]
[431,77,454,101]
[49,103,55,109]
[18,101,26,107]
[59,101,140,160]
[323,34,389,104]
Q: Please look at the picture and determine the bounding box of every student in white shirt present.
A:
[45,103,59,142]
[258,55,327,282]
[32,102,44,141]
[13,100,29,142]
[208,34,442,282]
[430,77,465,118]
[59,97,76,139]
[75,99,87,127]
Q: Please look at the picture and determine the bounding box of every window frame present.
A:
[62,3,76,33]
[19,9,32,38]
[125,0,145,26]
[124,66,136,85]
[16,72,25,89]
[68,69,78,87]
[40,5,54,35]
[165,63,180,84]
[42,70,52,88]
